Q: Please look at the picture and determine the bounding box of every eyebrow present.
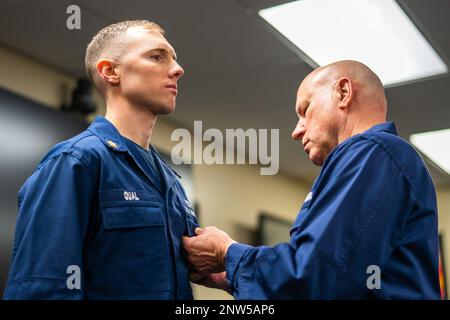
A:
[147,48,177,61]
[298,100,309,117]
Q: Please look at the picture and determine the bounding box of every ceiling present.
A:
[0,0,449,186]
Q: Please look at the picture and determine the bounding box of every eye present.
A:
[150,54,162,61]
[302,102,311,117]
[304,106,309,116]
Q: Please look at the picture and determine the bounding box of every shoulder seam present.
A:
[359,135,419,205]
[39,132,98,168]
[38,149,98,185]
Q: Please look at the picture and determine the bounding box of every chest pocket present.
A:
[99,189,170,295]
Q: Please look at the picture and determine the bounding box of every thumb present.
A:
[182,236,191,247]
[195,227,204,235]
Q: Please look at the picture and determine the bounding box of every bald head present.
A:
[303,60,387,116]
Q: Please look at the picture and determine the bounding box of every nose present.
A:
[169,60,184,80]
[291,118,306,140]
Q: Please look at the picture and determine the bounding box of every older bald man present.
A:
[183,60,440,299]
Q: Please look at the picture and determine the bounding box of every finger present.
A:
[195,227,203,235]
[182,236,192,249]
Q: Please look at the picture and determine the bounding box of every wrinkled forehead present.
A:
[295,80,309,112]
[296,73,314,100]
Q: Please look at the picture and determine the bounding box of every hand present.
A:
[182,226,236,274]
[190,271,231,293]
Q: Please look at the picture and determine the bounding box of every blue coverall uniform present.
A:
[4,116,199,299]
[226,122,440,299]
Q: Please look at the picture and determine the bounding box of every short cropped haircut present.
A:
[84,20,165,87]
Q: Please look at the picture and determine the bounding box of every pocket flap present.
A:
[102,206,164,230]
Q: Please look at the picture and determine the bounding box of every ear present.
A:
[95,59,120,85]
[335,77,353,110]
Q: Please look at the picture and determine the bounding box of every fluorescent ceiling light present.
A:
[259,0,448,86]
[410,129,450,175]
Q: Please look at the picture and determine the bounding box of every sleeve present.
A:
[3,151,96,300]
[226,138,410,299]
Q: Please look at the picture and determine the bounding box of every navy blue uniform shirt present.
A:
[4,116,199,299]
[226,122,440,299]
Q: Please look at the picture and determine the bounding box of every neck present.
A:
[105,96,157,150]
[339,115,386,144]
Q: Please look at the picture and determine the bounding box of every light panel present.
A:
[410,129,450,175]
[259,0,448,86]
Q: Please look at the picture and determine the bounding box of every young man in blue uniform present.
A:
[4,20,199,299]
[183,60,440,299]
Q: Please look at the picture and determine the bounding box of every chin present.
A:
[154,102,176,115]
[158,107,175,115]
[311,157,324,167]
[309,151,325,167]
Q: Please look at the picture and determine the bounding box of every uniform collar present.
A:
[151,146,182,179]
[320,121,398,170]
[87,116,181,186]
[87,116,129,152]
[364,121,398,136]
